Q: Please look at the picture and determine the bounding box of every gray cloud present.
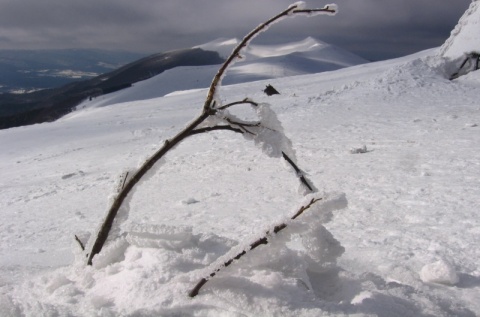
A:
[0,0,472,60]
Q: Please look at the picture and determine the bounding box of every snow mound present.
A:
[420,259,459,286]
[311,53,455,105]
[7,193,348,316]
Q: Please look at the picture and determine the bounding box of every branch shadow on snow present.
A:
[306,270,477,317]
[457,273,480,289]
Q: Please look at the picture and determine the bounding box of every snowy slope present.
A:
[439,0,480,59]
[77,37,367,109]
[1,46,480,316]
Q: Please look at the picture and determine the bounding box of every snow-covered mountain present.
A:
[0,37,366,130]
[1,10,480,317]
[78,37,367,109]
[439,0,480,59]
[216,37,368,83]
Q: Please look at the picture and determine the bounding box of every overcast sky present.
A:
[0,0,473,61]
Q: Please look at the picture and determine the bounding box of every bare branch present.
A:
[188,197,323,298]
[224,118,261,128]
[282,152,315,192]
[74,235,85,251]
[203,4,337,112]
[190,125,243,135]
[293,7,337,15]
[86,111,210,265]
[223,118,261,135]
[217,99,259,110]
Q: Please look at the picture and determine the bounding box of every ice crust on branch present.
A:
[82,0,335,266]
[289,1,306,10]
[189,192,347,296]
[205,102,296,159]
[324,4,338,14]
[210,2,337,93]
[243,103,295,159]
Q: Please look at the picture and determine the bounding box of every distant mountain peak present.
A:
[195,37,354,61]
[194,38,240,58]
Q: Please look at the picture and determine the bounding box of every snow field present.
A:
[0,46,480,315]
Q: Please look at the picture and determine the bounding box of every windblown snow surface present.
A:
[439,0,480,60]
[1,47,480,316]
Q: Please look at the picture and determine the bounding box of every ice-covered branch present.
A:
[85,111,211,265]
[190,125,243,135]
[203,3,337,112]
[188,196,324,298]
[292,4,338,16]
[83,2,336,266]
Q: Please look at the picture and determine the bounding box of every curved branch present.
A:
[217,99,259,110]
[86,111,210,265]
[190,125,243,135]
[203,4,336,112]
[85,2,334,266]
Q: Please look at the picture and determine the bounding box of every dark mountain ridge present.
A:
[0,48,224,130]
[0,49,144,93]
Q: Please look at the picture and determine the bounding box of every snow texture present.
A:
[1,11,480,315]
[439,0,480,59]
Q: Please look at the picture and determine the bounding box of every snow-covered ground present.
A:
[1,46,479,316]
[1,8,480,314]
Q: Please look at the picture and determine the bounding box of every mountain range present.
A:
[0,49,144,94]
[0,38,367,129]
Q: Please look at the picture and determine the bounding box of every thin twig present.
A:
[74,235,85,251]
[190,125,243,135]
[217,99,259,110]
[293,7,336,14]
[224,118,261,135]
[188,197,323,298]
[204,4,336,113]
[282,152,314,192]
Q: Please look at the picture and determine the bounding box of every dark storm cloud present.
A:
[0,0,473,60]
